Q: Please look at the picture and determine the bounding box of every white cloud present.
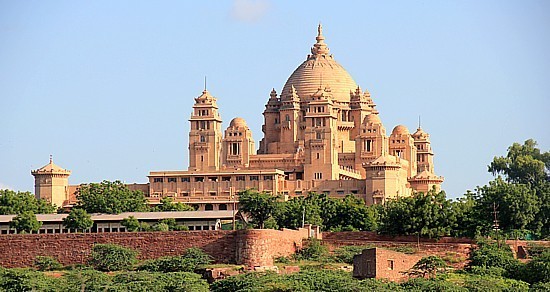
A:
[231,0,271,23]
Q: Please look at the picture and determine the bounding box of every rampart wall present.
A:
[0,228,309,269]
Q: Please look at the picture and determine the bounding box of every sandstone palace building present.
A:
[33,25,443,211]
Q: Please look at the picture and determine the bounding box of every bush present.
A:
[137,247,212,273]
[530,282,550,291]
[294,238,329,261]
[401,278,466,291]
[34,256,63,271]
[462,274,529,292]
[121,216,140,232]
[89,244,138,271]
[64,269,112,291]
[468,239,519,271]
[0,268,65,292]
[152,222,170,231]
[523,250,550,284]
[468,266,506,277]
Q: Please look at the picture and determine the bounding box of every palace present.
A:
[32,25,443,211]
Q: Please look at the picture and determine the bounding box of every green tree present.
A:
[89,244,138,271]
[9,211,42,233]
[62,208,93,232]
[488,139,550,236]
[153,197,194,212]
[0,190,56,215]
[324,194,378,231]
[238,189,279,229]
[407,256,447,278]
[121,216,141,232]
[379,189,456,238]
[75,180,148,214]
[473,177,539,233]
[274,193,325,229]
[468,239,520,272]
[523,250,550,284]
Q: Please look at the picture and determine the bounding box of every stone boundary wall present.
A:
[0,228,310,269]
[0,231,237,268]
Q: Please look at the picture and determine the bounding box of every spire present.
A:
[49,154,53,164]
[311,24,330,58]
[418,115,422,130]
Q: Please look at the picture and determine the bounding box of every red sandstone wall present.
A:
[374,248,423,281]
[0,231,237,268]
[0,228,310,269]
[236,228,308,267]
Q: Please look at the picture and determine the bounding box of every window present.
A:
[250,175,259,181]
[203,225,210,230]
[195,177,204,182]
[236,176,245,181]
[153,178,164,183]
[388,260,394,270]
[195,226,202,230]
[181,177,190,182]
[314,173,323,180]
[366,139,372,152]
[275,118,279,124]
[263,175,273,181]
[209,192,217,196]
[200,135,206,142]
[205,204,214,211]
[208,177,218,182]
[316,132,322,139]
[295,191,302,196]
[316,152,320,159]
[219,204,228,210]
[167,178,177,183]
[285,114,290,122]
[337,190,345,195]
[222,176,231,181]
[181,192,189,197]
[230,142,240,155]
[188,226,195,231]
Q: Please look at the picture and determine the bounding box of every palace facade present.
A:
[33,25,443,211]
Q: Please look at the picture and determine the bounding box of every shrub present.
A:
[462,274,529,292]
[530,282,550,291]
[152,222,170,231]
[401,278,466,292]
[34,256,63,271]
[0,268,65,292]
[89,244,138,271]
[294,238,329,261]
[407,256,447,278]
[468,266,506,277]
[468,239,519,270]
[274,256,291,264]
[121,216,140,232]
[523,250,550,284]
[137,247,212,273]
[64,269,111,291]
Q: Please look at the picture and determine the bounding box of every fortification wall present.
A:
[236,228,308,267]
[0,228,310,269]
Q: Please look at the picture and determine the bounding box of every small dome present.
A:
[229,117,247,128]
[391,125,409,135]
[412,127,428,138]
[363,114,382,125]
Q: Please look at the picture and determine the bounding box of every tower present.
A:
[408,126,444,193]
[188,89,223,171]
[303,86,339,181]
[354,113,388,176]
[222,117,256,168]
[31,156,71,208]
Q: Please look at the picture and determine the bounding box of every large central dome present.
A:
[282,25,358,102]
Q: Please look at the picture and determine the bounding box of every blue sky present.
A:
[0,0,548,199]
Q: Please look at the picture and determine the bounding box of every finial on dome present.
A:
[49,154,53,164]
[311,24,329,57]
[418,115,422,129]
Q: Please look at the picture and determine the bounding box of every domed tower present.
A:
[389,125,417,178]
[259,24,375,180]
[354,113,388,176]
[188,89,223,171]
[408,126,444,193]
[222,117,256,168]
[31,156,71,208]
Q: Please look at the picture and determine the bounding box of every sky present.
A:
[0,0,548,199]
